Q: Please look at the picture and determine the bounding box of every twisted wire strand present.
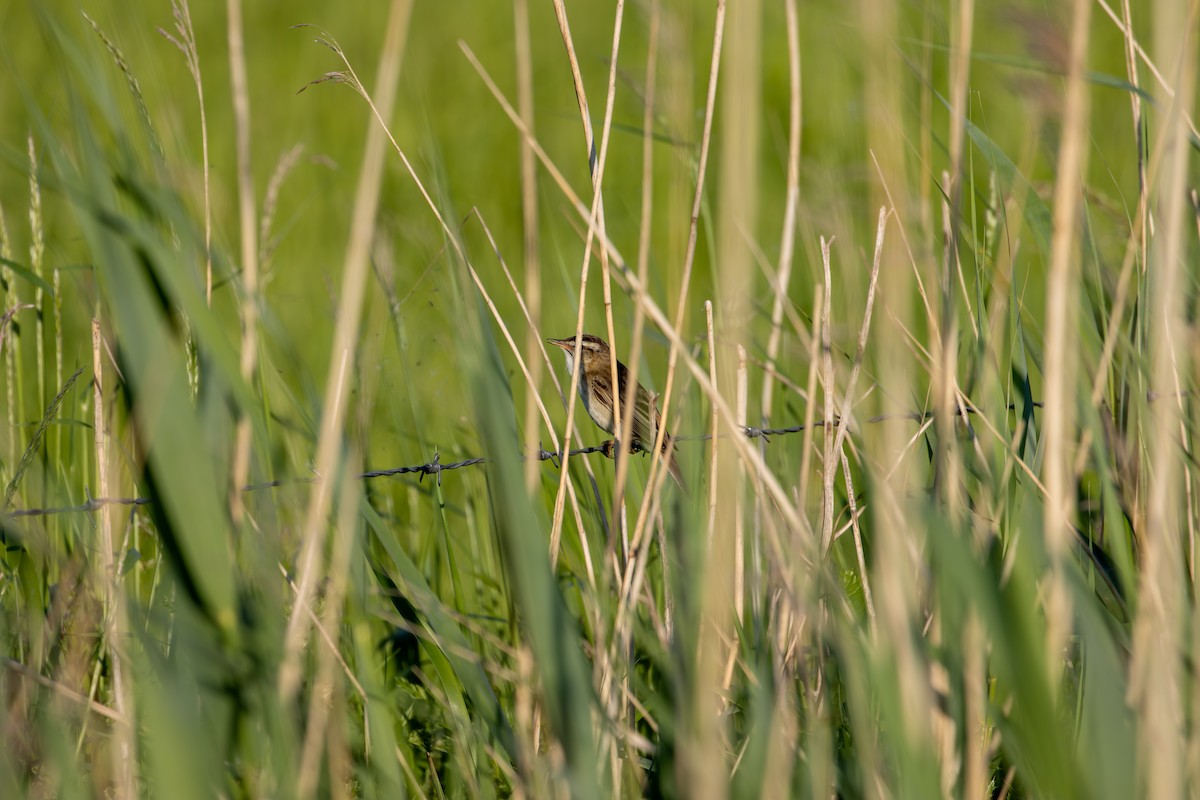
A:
[5,402,1042,518]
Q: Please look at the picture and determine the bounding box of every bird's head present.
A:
[547,333,610,374]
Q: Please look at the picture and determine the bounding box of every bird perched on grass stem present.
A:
[547,333,685,490]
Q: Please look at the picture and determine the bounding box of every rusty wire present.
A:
[4,401,1042,518]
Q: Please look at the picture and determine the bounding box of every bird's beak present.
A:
[547,337,571,350]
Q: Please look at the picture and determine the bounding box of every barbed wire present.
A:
[4,401,1044,518]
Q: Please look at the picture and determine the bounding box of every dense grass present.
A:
[0,0,1195,797]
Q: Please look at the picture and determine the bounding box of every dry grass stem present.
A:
[1096,0,1200,142]
[298,466,362,796]
[513,0,541,492]
[829,209,887,484]
[543,0,606,556]
[641,0,725,502]
[761,0,802,425]
[1041,0,1091,680]
[228,0,259,523]
[92,318,134,798]
[819,236,836,552]
[612,0,661,565]
[280,0,414,706]
[1131,0,1195,794]
[706,300,719,543]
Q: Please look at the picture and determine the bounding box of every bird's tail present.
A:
[645,392,685,492]
[660,436,686,494]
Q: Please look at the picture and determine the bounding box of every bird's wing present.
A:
[616,360,671,452]
[618,359,685,490]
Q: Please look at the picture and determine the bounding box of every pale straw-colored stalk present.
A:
[734,344,746,623]
[297,462,361,797]
[705,301,719,544]
[689,0,759,792]
[1131,1,1194,795]
[93,318,135,798]
[28,135,44,419]
[760,0,802,427]
[936,0,973,516]
[544,0,628,564]
[610,0,661,626]
[819,237,836,551]
[599,3,664,755]
[467,210,593,570]
[512,0,542,492]
[279,0,414,703]
[1095,0,1200,142]
[612,0,661,570]
[0,203,16,468]
[632,0,724,511]
[227,0,258,523]
[1041,0,1091,682]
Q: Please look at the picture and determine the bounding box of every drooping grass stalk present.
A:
[159,0,212,306]
[159,2,209,402]
[83,12,166,164]
[4,367,82,510]
[1095,0,1200,142]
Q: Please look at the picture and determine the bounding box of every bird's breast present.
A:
[578,379,615,433]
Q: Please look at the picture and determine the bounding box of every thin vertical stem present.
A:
[761,0,802,426]
[227,0,259,522]
[0,203,16,470]
[280,0,413,703]
[734,345,747,623]
[513,0,541,492]
[819,237,836,552]
[1042,0,1092,678]
[1133,0,1194,794]
[93,318,134,798]
[706,301,719,544]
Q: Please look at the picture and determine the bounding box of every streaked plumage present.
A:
[547,333,685,489]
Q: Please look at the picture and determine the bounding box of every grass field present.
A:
[0,0,1196,796]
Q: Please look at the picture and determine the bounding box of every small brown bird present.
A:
[547,333,684,489]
